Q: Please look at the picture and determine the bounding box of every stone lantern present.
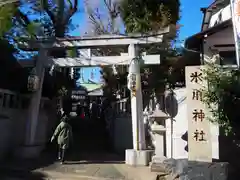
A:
[148,103,169,169]
[27,67,40,92]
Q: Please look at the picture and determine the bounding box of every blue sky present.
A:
[77,67,102,84]
[73,0,214,84]
[179,0,213,40]
[70,0,85,36]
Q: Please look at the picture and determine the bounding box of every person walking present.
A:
[51,112,73,164]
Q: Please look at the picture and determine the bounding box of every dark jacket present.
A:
[51,116,73,149]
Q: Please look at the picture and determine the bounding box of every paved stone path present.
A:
[1,163,125,180]
[1,162,158,180]
[40,162,125,179]
[0,152,159,180]
[0,118,159,180]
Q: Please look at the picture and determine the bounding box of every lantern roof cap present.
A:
[30,67,37,75]
[149,108,169,118]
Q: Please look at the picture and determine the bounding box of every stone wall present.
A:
[113,98,133,155]
[0,89,55,160]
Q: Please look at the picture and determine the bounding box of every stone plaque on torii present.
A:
[16,26,176,166]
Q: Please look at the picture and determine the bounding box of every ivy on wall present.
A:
[202,63,240,135]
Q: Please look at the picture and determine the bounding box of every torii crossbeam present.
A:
[18,26,174,67]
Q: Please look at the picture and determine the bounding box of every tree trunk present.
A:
[50,25,66,58]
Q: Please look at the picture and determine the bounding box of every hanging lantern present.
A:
[127,73,140,97]
[112,65,118,75]
[27,68,40,92]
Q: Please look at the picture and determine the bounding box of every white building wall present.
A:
[209,4,231,28]
[204,2,235,60]
[165,88,188,159]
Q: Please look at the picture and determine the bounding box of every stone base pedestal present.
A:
[14,145,44,159]
[150,155,167,172]
[151,158,228,180]
[125,149,154,166]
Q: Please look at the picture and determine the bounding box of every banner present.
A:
[230,0,240,67]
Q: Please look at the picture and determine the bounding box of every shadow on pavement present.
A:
[1,170,48,180]
[66,117,125,164]
[0,116,124,179]
[0,150,57,172]
[66,151,124,165]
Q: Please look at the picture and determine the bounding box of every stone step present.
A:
[150,162,168,173]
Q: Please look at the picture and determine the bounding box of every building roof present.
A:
[80,83,103,92]
[88,88,103,96]
[185,19,232,50]
[79,83,103,96]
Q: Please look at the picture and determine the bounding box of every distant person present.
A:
[83,102,90,119]
[77,104,85,120]
[51,112,73,164]
[90,100,99,121]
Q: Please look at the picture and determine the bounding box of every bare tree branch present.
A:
[93,9,108,33]
[103,0,111,14]
[66,0,73,9]
[15,9,38,39]
[85,0,121,35]
[42,0,56,24]
[15,9,31,26]
[64,0,78,24]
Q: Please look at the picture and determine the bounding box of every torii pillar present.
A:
[125,44,153,166]
[15,47,47,158]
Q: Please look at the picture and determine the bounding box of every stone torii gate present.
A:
[18,26,174,166]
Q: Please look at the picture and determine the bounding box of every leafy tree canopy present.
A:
[0,0,81,98]
[120,0,180,33]
[0,2,17,37]
[202,64,240,136]
[84,0,182,102]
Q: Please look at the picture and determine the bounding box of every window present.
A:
[219,51,237,65]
